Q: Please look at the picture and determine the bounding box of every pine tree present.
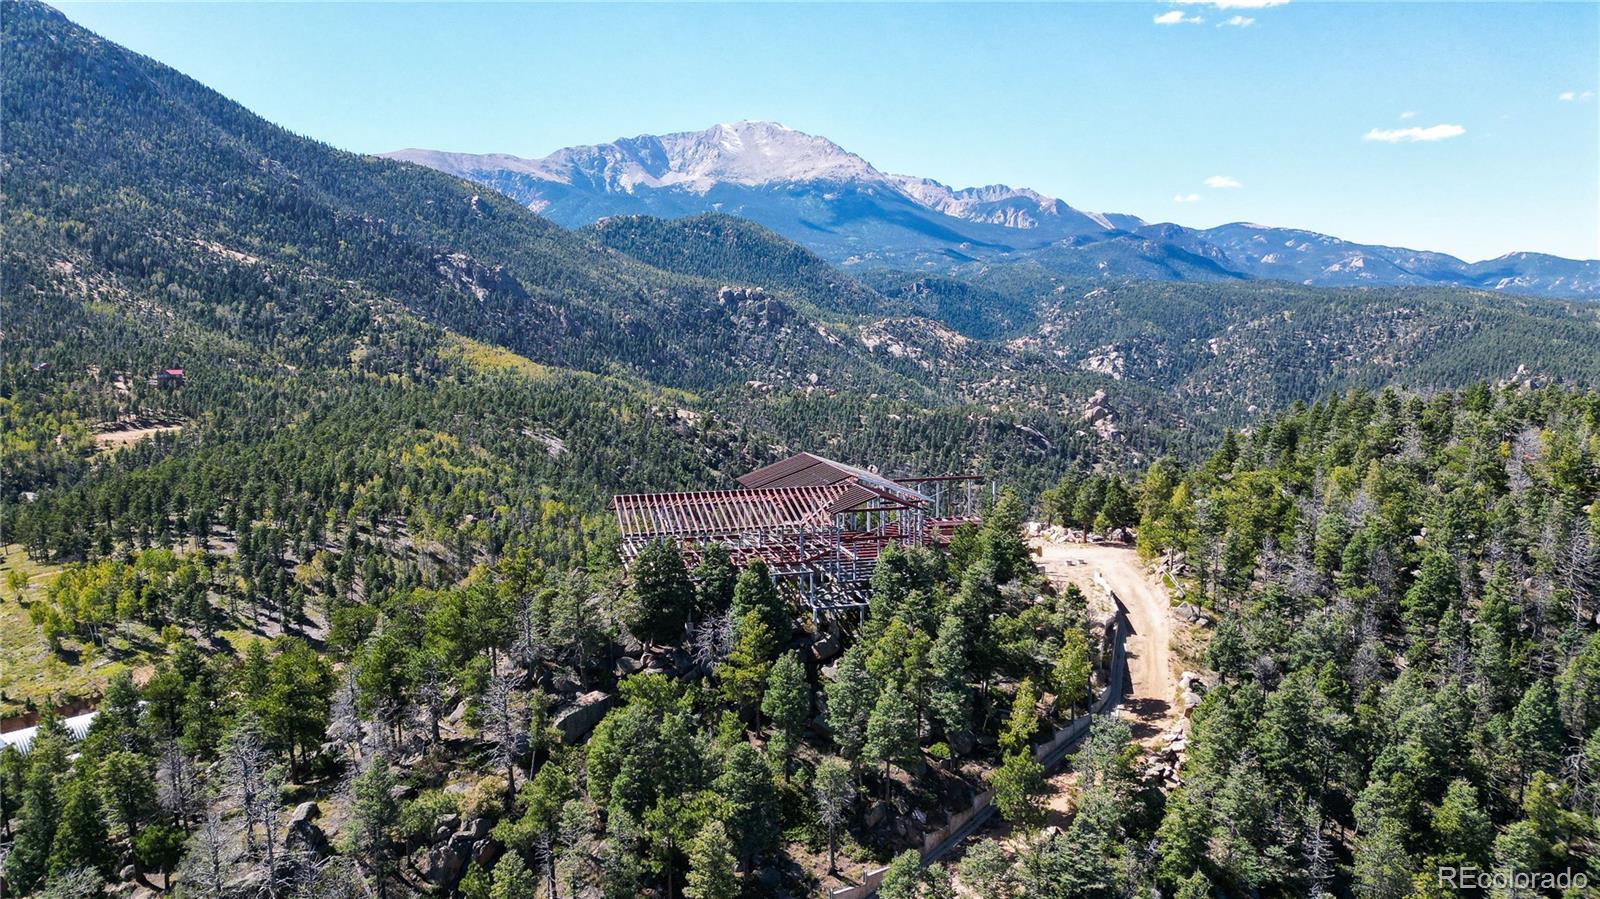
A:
[956,840,1012,897]
[826,638,878,760]
[989,750,1046,828]
[813,756,855,874]
[977,491,1032,584]
[98,750,157,880]
[1174,869,1212,899]
[732,560,790,647]
[879,849,924,899]
[714,743,780,866]
[692,543,737,619]
[49,774,112,879]
[1053,628,1092,718]
[345,756,400,898]
[626,539,694,645]
[1430,778,1492,869]
[683,820,739,899]
[1000,679,1040,757]
[761,650,810,762]
[927,613,973,739]
[6,716,69,893]
[1509,681,1563,791]
[719,610,776,719]
[489,852,537,899]
[863,685,920,799]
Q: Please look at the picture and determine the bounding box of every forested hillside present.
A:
[1140,385,1600,896]
[911,386,1600,898]
[5,2,1600,897]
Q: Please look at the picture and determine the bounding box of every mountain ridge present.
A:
[384,121,1600,299]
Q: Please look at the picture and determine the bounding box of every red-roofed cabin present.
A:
[157,368,184,386]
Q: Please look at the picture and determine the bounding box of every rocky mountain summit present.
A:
[385,122,1599,299]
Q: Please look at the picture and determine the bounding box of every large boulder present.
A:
[554,691,616,745]
[288,801,320,828]
[472,838,503,867]
[810,631,842,663]
[426,841,467,885]
[864,801,890,828]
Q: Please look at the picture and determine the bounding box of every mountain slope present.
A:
[581,213,895,318]
[3,8,964,399]
[388,123,1600,299]
[10,0,1600,473]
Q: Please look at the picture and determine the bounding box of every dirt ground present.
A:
[1027,537,1182,832]
[93,422,183,450]
[1031,539,1179,742]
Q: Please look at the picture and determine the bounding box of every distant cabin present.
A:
[156,368,185,386]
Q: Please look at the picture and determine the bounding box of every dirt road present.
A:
[1032,539,1178,740]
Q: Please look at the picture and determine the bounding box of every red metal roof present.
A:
[736,452,931,505]
[613,484,857,541]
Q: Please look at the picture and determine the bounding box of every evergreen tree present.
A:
[863,685,920,799]
[489,852,537,899]
[719,610,776,720]
[879,849,924,899]
[813,756,855,875]
[1053,628,1092,717]
[714,743,780,866]
[761,651,810,762]
[626,539,694,645]
[49,774,112,879]
[826,641,877,760]
[692,543,737,619]
[1508,681,1563,790]
[683,820,739,899]
[927,613,974,739]
[345,757,401,898]
[98,751,157,877]
[1174,869,1212,899]
[732,560,790,648]
[977,491,1032,584]
[1430,778,1492,869]
[989,750,1046,828]
[4,717,67,893]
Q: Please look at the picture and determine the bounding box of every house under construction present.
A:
[612,453,984,616]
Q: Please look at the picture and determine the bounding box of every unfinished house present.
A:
[612,453,983,617]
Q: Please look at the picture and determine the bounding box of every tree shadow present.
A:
[1122,697,1171,740]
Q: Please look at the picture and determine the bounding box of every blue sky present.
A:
[52,1,1600,262]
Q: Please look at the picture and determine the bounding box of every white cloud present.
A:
[1218,15,1255,26]
[1172,0,1289,8]
[1154,10,1203,24]
[1173,193,1203,203]
[1399,110,1416,119]
[1204,175,1243,189]
[1363,123,1466,143]
[1558,90,1595,102]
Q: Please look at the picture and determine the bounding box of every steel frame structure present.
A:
[612,456,984,616]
